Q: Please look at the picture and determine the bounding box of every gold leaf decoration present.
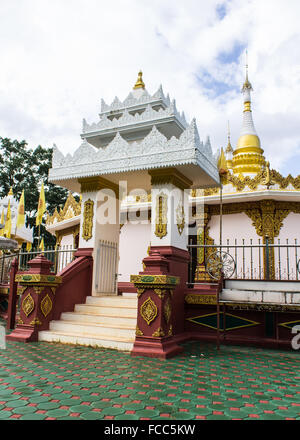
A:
[155,193,168,239]
[22,294,35,317]
[140,297,158,326]
[40,294,53,318]
[152,327,165,338]
[82,199,94,242]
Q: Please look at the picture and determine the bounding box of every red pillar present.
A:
[6,255,62,343]
[131,250,183,359]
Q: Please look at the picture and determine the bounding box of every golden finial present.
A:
[262,161,275,188]
[8,187,13,196]
[133,71,145,90]
[242,50,252,92]
[225,121,233,153]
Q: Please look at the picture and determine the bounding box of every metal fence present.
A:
[0,247,76,285]
[188,237,300,282]
[95,240,118,294]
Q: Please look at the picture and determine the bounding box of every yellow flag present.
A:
[17,190,25,229]
[0,209,4,237]
[39,237,44,252]
[26,241,32,252]
[36,182,46,226]
[4,200,12,238]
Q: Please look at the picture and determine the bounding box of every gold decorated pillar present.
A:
[194,208,213,282]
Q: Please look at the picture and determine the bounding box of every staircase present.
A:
[39,294,138,351]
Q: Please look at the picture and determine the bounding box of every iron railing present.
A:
[188,237,300,282]
[0,246,76,285]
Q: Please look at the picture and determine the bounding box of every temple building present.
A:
[9,70,299,355]
[192,66,300,281]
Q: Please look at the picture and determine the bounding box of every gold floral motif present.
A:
[185,294,217,305]
[135,325,144,336]
[137,288,145,298]
[17,318,24,325]
[154,288,167,300]
[82,199,94,242]
[176,203,185,236]
[22,294,35,317]
[168,325,173,336]
[140,297,158,326]
[152,327,165,338]
[30,318,42,326]
[33,287,44,295]
[164,297,171,324]
[155,193,168,239]
[40,294,53,318]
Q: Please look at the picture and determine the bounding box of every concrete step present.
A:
[85,296,137,308]
[74,304,137,318]
[38,330,134,351]
[61,311,136,327]
[49,320,135,338]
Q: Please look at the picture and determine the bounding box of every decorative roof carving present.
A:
[201,167,300,196]
[99,85,171,116]
[50,120,219,184]
[46,192,81,225]
[82,101,188,135]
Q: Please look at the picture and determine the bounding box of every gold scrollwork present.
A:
[152,327,165,338]
[155,193,168,239]
[82,199,94,242]
[40,294,53,318]
[154,288,167,300]
[176,203,185,236]
[137,288,145,298]
[135,326,144,336]
[185,294,217,305]
[30,318,42,326]
[22,294,35,317]
[164,297,172,324]
[140,297,158,326]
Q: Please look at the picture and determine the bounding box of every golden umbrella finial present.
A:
[8,187,13,196]
[133,70,145,90]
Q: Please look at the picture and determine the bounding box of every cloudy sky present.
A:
[0,0,300,175]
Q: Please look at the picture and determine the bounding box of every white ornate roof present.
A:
[49,119,219,187]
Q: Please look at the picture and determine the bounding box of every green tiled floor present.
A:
[0,318,299,420]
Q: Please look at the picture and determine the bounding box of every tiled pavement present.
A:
[0,318,299,420]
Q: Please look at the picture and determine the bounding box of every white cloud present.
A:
[0,0,299,174]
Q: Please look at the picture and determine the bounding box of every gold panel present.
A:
[40,294,53,318]
[155,193,168,239]
[22,294,35,317]
[140,297,158,326]
[152,327,165,338]
[82,199,94,242]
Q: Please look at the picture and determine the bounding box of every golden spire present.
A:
[242,50,253,93]
[225,121,233,154]
[232,52,265,175]
[133,71,145,90]
[8,187,13,196]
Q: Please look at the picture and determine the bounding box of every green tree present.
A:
[0,137,68,247]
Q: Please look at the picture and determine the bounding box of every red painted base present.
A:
[6,324,38,343]
[131,336,183,359]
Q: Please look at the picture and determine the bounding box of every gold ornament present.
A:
[176,203,185,236]
[140,297,158,326]
[164,297,172,324]
[22,294,35,317]
[82,199,94,241]
[152,327,165,338]
[40,294,53,318]
[135,325,144,336]
[155,193,168,239]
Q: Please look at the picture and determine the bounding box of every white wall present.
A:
[208,212,261,278]
[275,212,300,280]
[118,222,151,282]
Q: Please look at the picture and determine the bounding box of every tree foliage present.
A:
[0,137,68,246]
